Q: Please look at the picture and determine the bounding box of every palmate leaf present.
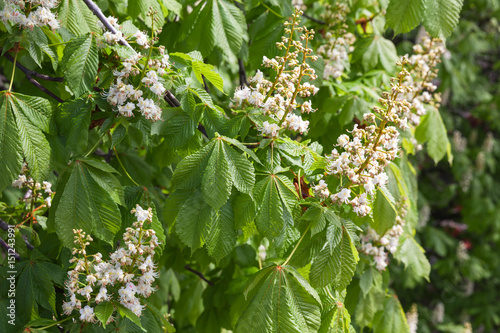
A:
[51,159,122,248]
[175,189,213,251]
[310,220,360,290]
[415,107,452,164]
[192,60,225,93]
[0,92,52,190]
[180,0,246,57]
[95,302,114,328]
[58,0,99,36]
[372,296,411,333]
[319,291,355,333]
[202,139,233,209]
[59,95,94,154]
[424,0,464,39]
[253,176,284,238]
[61,33,99,97]
[206,201,237,262]
[386,0,427,35]
[234,265,321,333]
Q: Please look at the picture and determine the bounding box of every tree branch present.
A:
[2,50,64,103]
[302,13,326,25]
[184,264,213,286]
[83,0,182,108]
[1,218,35,250]
[238,59,248,87]
[0,237,20,261]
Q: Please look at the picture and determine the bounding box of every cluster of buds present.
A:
[398,37,446,127]
[452,130,468,153]
[0,0,60,30]
[12,167,53,208]
[232,9,319,137]
[317,2,356,79]
[97,15,151,49]
[359,201,407,271]
[62,206,161,323]
[102,16,171,122]
[323,58,415,216]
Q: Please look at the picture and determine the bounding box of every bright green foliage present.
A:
[58,0,99,36]
[0,92,52,190]
[395,235,431,280]
[372,296,411,333]
[235,265,322,333]
[310,220,360,290]
[61,33,99,97]
[50,159,122,247]
[415,107,451,164]
[424,0,464,38]
[372,186,397,234]
[386,0,427,35]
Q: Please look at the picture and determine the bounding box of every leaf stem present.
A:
[8,44,19,92]
[113,146,140,187]
[35,315,77,330]
[283,222,311,266]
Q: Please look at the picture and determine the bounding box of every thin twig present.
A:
[302,13,326,25]
[1,218,35,250]
[184,265,213,286]
[202,74,210,93]
[0,237,20,261]
[2,50,64,102]
[238,59,248,86]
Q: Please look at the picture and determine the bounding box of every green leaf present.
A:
[58,0,99,36]
[115,302,147,331]
[253,176,284,238]
[192,60,225,93]
[415,107,451,164]
[128,0,164,28]
[221,135,261,163]
[424,0,464,39]
[394,235,431,280]
[319,292,354,333]
[59,95,93,154]
[206,201,237,262]
[53,161,121,247]
[62,33,99,97]
[372,296,411,333]
[362,36,399,72]
[172,141,216,189]
[202,140,233,209]
[0,93,52,190]
[181,0,246,58]
[386,0,427,35]
[372,186,397,235]
[235,265,321,333]
[155,108,200,147]
[175,189,213,251]
[310,220,359,290]
[223,142,255,194]
[95,302,115,328]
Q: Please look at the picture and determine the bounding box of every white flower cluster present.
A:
[406,304,419,333]
[97,15,150,49]
[359,202,407,271]
[232,9,319,137]
[317,3,355,79]
[62,206,160,322]
[324,58,416,216]
[0,0,60,30]
[12,172,53,207]
[312,179,330,199]
[398,37,446,127]
[104,30,171,121]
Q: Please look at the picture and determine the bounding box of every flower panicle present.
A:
[63,205,161,323]
[231,8,319,137]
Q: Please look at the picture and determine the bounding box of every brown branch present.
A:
[184,265,213,286]
[202,74,210,94]
[238,59,248,87]
[302,13,326,25]
[2,50,64,103]
[0,237,20,261]
[1,218,35,250]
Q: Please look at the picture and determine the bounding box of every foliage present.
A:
[1,0,496,332]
